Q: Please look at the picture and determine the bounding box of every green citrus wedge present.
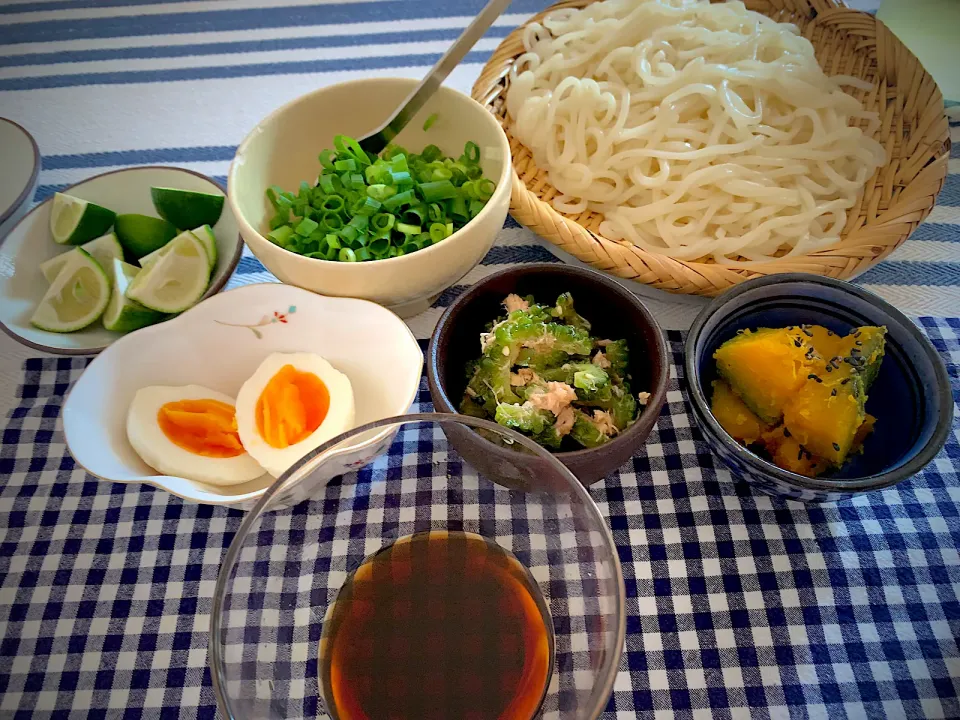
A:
[49,193,117,245]
[150,187,224,229]
[189,224,218,271]
[102,258,167,333]
[30,249,110,332]
[125,231,210,314]
[40,232,124,284]
[139,229,214,274]
[114,213,178,259]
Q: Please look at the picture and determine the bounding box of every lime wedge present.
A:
[102,258,167,333]
[151,187,224,229]
[30,249,110,332]
[40,232,124,284]
[125,231,210,314]
[190,224,218,271]
[49,193,116,245]
[114,214,178,259]
[139,229,214,274]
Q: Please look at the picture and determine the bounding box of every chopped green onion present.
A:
[396,222,421,236]
[371,213,395,234]
[390,171,412,187]
[421,144,442,163]
[268,225,294,248]
[418,180,457,203]
[382,190,415,211]
[367,184,396,202]
[464,141,480,164]
[319,149,336,171]
[268,134,495,262]
[370,236,391,256]
[295,218,319,236]
[429,222,447,243]
[423,113,439,131]
[320,213,343,232]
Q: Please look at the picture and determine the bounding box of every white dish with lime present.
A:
[0,166,243,354]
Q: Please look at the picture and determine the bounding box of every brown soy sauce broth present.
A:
[319,530,555,720]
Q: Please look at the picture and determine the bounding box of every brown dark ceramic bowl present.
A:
[427,263,669,486]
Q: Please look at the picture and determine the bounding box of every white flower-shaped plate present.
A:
[62,283,423,510]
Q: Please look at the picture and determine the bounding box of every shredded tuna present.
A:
[637,391,651,406]
[527,381,577,416]
[596,339,613,347]
[554,405,575,436]
[510,368,540,387]
[592,351,611,369]
[592,409,619,436]
[503,293,530,313]
[522,331,556,352]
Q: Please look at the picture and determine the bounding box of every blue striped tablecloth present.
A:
[1,2,959,719]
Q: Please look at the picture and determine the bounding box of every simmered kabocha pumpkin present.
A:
[710,380,770,444]
[713,328,808,424]
[711,324,886,477]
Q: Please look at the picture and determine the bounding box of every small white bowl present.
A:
[0,117,40,240]
[62,283,423,510]
[0,166,243,355]
[229,77,511,318]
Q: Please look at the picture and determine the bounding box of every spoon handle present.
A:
[359,0,514,154]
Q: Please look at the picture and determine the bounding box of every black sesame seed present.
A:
[841,378,849,385]
[854,331,861,338]
[850,347,861,355]
[827,330,834,336]
[807,374,822,383]
[794,337,803,348]
[783,427,791,438]
[802,328,814,337]
[825,365,833,372]
[831,388,837,397]
[786,326,795,331]
[833,442,841,452]
[798,448,804,461]
[855,340,863,346]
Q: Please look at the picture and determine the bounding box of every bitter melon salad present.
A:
[459,293,649,451]
[710,324,887,477]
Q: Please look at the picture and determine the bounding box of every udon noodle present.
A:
[505,0,887,264]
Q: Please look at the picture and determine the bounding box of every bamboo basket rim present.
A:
[471,0,951,297]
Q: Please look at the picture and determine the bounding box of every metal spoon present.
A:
[358,0,513,155]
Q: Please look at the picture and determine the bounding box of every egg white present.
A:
[235,352,356,478]
[126,385,266,486]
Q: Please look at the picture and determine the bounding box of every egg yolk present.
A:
[256,364,330,449]
[157,399,245,458]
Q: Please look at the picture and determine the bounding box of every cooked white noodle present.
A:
[505,0,887,264]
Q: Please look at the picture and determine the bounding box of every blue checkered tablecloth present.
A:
[2,326,959,718]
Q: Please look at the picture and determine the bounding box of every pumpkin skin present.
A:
[711,325,885,476]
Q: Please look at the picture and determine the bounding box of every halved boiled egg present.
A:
[126,385,266,486]
[235,352,355,478]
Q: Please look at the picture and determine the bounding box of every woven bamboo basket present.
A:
[472,0,951,296]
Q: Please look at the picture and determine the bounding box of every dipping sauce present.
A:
[320,530,554,720]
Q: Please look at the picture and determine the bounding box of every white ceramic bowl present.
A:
[229,77,511,318]
[0,166,243,354]
[0,118,40,240]
[62,283,423,510]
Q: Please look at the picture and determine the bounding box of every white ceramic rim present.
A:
[0,117,40,229]
[61,282,424,506]
[227,76,513,269]
[210,412,627,720]
[0,165,245,356]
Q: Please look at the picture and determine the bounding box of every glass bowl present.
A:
[210,413,626,720]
